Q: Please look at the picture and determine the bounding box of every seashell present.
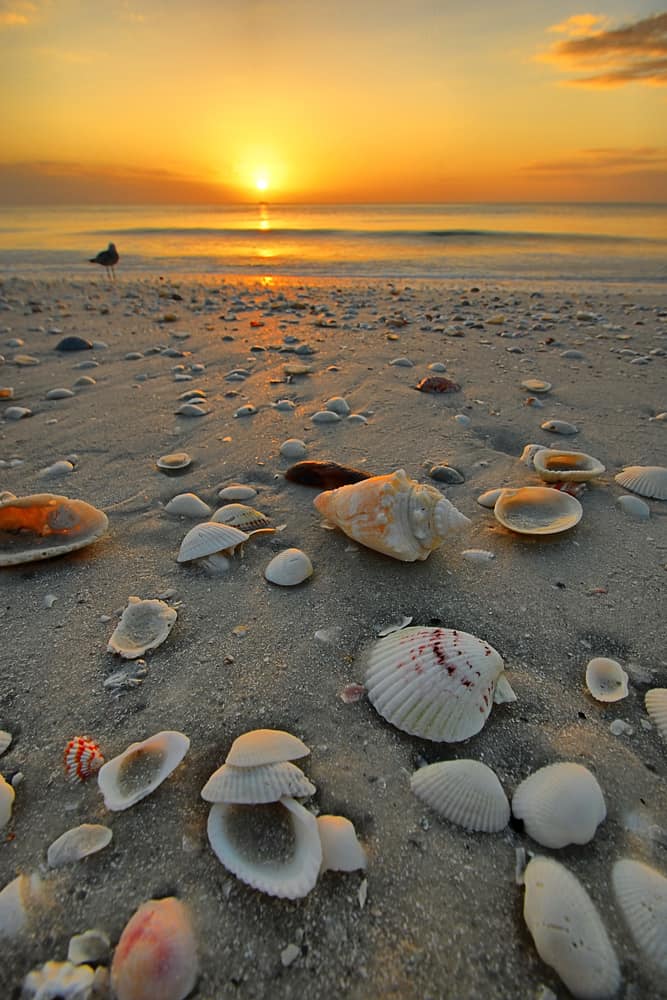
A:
[217,484,257,501]
[533,449,605,483]
[511,762,606,848]
[0,773,15,827]
[23,960,95,999]
[616,495,650,520]
[0,493,108,567]
[177,521,249,563]
[314,469,470,562]
[211,503,270,532]
[280,438,307,459]
[324,396,351,415]
[585,657,629,702]
[0,872,47,940]
[410,759,510,832]
[612,858,667,977]
[283,363,313,376]
[364,626,516,743]
[317,815,367,872]
[47,823,112,867]
[64,736,104,782]
[461,548,495,562]
[40,460,75,478]
[107,597,177,659]
[454,413,471,427]
[0,729,11,756]
[285,460,372,489]
[156,452,191,471]
[523,856,620,1000]
[68,928,110,966]
[414,376,461,393]
[207,797,322,899]
[541,419,578,435]
[234,404,257,417]
[312,410,341,424]
[97,731,190,811]
[4,405,32,419]
[520,378,552,393]
[164,493,212,518]
[265,547,313,585]
[476,488,505,509]
[520,443,543,467]
[55,335,92,351]
[201,761,316,803]
[494,486,582,535]
[226,729,310,768]
[645,688,667,741]
[429,464,464,484]
[614,465,667,500]
[174,402,209,417]
[111,897,198,1000]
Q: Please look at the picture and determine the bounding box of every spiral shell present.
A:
[64,736,104,783]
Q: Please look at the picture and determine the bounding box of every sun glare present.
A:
[255,174,269,193]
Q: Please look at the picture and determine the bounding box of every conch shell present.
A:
[313,469,470,562]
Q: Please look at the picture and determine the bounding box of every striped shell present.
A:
[533,449,605,483]
[211,503,271,532]
[64,737,104,783]
[177,522,249,562]
[410,759,510,832]
[615,465,667,500]
[494,486,582,535]
[97,731,189,811]
[226,729,310,768]
[612,858,667,977]
[201,761,316,804]
[511,762,606,848]
[0,494,108,567]
[364,626,516,743]
[645,688,667,741]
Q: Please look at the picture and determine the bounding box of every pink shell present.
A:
[64,737,104,783]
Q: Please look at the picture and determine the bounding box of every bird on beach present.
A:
[89,242,119,279]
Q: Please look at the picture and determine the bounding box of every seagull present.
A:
[89,242,119,279]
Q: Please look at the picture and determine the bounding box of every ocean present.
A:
[0,202,665,283]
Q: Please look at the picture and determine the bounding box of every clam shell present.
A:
[264,548,313,585]
[533,449,605,483]
[313,468,470,562]
[207,797,322,899]
[97,731,189,811]
[201,761,316,804]
[541,419,578,435]
[0,773,15,827]
[523,856,620,1000]
[23,961,95,999]
[111,897,198,1000]
[410,759,510,832]
[585,657,629,702]
[0,493,108,566]
[226,729,310,768]
[164,494,212,518]
[211,503,271,532]
[177,521,249,562]
[615,465,667,500]
[156,451,191,471]
[47,823,112,867]
[494,486,582,535]
[317,815,367,872]
[520,379,551,393]
[476,488,505,509]
[612,858,667,977]
[645,688,667,741]
[520,443,543,467]
[511,762,606,848]
[364,626,515,743]
[107,597,177,659]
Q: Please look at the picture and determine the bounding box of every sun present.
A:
[255,174,269,194]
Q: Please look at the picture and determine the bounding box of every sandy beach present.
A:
[1,273,666,999]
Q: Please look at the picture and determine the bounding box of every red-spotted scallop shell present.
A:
[63,736,104,783]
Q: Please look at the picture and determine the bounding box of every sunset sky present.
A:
[0,0,665,203]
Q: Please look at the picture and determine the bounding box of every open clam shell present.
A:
[107,597,177,659]
[0,493,108,567]
[177,522,249,562]
[97,731,190,811]
[226,729,310,768]
[494,486,582,535]
[645,689,667,742]
[615,465,667,500]
[612,858,667,978]
[201,761,316,804]
[207,797,322,899]
[533,449,605,483]
[410,759,510,832]
[317,815,367,872]
[511,762,606,848]
[585,657,629,703]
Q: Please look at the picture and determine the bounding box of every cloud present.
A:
[524,146,667,174]
[0,1,39,27]
[539,11,667,87]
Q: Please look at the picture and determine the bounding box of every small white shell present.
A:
[410,759,510,832]
[494,486,582,535]
[165,493,212,518]
[541,419,578,435]
[612,858,667,977]
[520,443,543,467]
[207,797,322,899]
[533,449,605,483]
[615,465,667,500]
[201,761,316,803]
[226,729,310,768]
[0,873,46,940]
[97,731,190,811]
[156,451,192,471]
[211,503,271,532]
[47,823,112,867]
[22,960,95,1000]
[476,488,505,509]
[512,762,606,848]
[107,597,177,659]
[0,773,15,827]
[523,856,620,1000]
[175,402,209,417]
[177,521,249,562]
[317,815,367,872]
[264,548,313,586]
[312,410,341,424]
[585,658,629,702]
[645,688,667,741]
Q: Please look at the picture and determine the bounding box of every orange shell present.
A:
[64,737,104,783]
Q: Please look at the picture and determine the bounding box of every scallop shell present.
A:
[533,449,605,483]
[97,731,190,811]
[0,493,108,567]
[111,897,198,1000]
[313,469,470,562]
[177,521,249,562]
[511,762,606,848]
[207,797,322,899]
[585,658,629,702]
[47,823,112,867]
[523,856,620,1000]
[264,548,313,585]
[164,493,212,518]
[612,858,667,977]
[364,626,516,743]
[410,759,510,832]
[201,761,316,804]
[63,736,104,782]
[107,597,177,659]
[211,503,271,532]
[494,486,582,535]
[645,688,667,741]
[0,773,15,827]
[226,729,310,768]
[615,465,667,500]
[317,815,367,872]
[23,961,95,1000]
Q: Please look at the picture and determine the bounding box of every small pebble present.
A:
[454,414,471,427]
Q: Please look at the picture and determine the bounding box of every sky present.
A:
[0,0,665,203]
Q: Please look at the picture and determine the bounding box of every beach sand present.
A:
[1,274,666,999]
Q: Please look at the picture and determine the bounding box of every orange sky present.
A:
[0,1,665,202]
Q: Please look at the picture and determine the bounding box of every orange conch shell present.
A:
[0,494,108,566]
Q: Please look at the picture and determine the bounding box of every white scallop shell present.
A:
[207,796,322,899]
[211,503,271,531]
[585,658,629,702]
[317,815,367,872]
[645,688,667,741]
[97,731,190,810]
[264,548,313,585]
[226,729,310,768]
[410,759,510,832]
[511,762,606,848]
[177,521,249,562]
[533,449,605,483]
[612,858,667,977]
[313,469,470,562]
[47,823,112,867]
[201,761,316,804]
[364,626,516,743]
[0,774,15,827]
[23,960,95,1000]
[523,856,620,1000]
[165,493,212,518]
[0,493,108,567]
[615,465,667,500]
[494,486,582,535]
[107,597,177,659]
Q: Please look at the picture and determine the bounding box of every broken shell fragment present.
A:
[317,815,367,872]
[511,762,606,848]
[585,658,629,702]
[410,759,510,832]
[23,961,96,1000]
[533,449,605,483]
[47,823,112,867]
[614,465,667,500]
[97,731,190,811]
[0,773,15,827]
[612,858,667,978]
[226,729,310,768]
[107,597,177,659]
[0,493,108,567]
[201,761,316,804]
[177,521,249,564]
[494,486,582,535]
[645,689,667,741]
[111,897,198,1000]
[264,547,313,585]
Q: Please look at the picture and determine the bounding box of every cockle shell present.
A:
[317,815,367,872]
[23,960,96,1000]
[364,626,516,743]
[201,761,316,804]
[164,493,212,518]
[313,469,470,562]
[410,759,510,832]
[207,796,322,899]
[494,486,582,535]
[615,465,667,500]
[612,858,667,977]
[226,729,310,768]
[64,736,104,782]
[264,548,313,585]
[585,658,629,702]
[0,493,108,566]
[111,897,198,1000]
[0,773,15,827]
[177,521,249,562]
[107,597,177,659]
[97,731,190,811]
[523,856,620,1000]
[533,449,605,483]
[47,823,112,867]
[211,503,271,532]
[511,762,606,848]
[645,688,667,741]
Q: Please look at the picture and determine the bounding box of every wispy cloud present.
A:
[539,11,667,87]
[524,146,667,174]
[0,1,39,28]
